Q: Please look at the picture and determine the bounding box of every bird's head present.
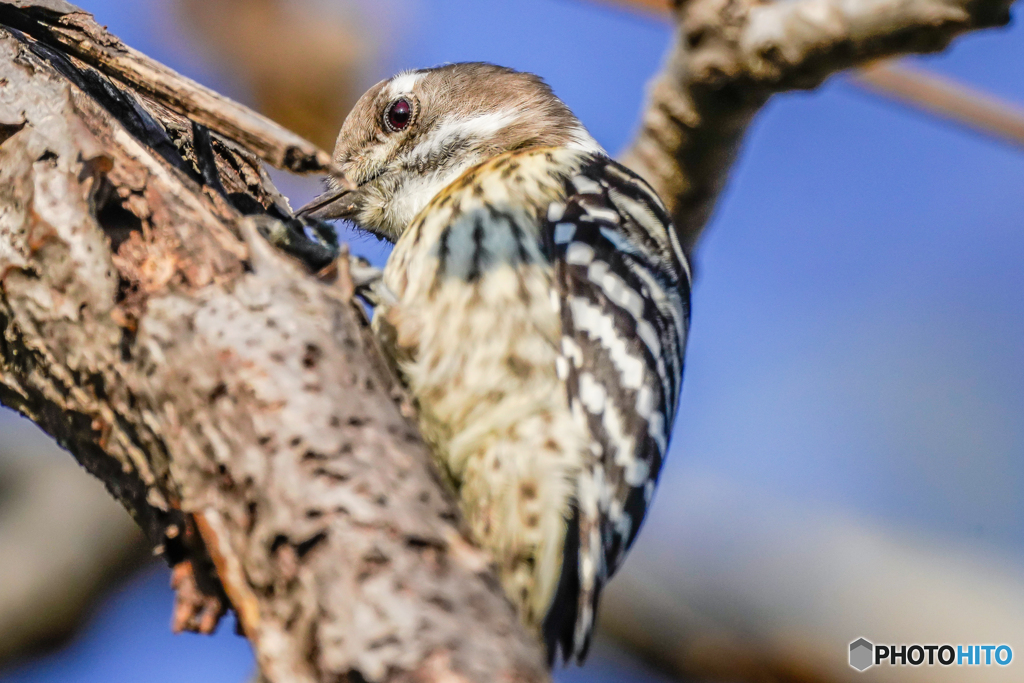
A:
[298,62,602,241]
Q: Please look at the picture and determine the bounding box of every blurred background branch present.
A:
[854,61,1024,149]
[599,474,1024,682]
[597,0,1024,149]
[173,0,372,152]
[615,0,1018,254]
[0,416,149,669]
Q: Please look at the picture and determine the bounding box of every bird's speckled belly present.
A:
[376,218,586,630]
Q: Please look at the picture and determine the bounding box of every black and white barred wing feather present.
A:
[542,157,691,663]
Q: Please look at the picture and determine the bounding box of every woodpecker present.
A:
[298,63,691,665]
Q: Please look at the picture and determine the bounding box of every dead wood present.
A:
[0,2,548,681]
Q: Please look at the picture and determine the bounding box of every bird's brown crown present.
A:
[299,63,603,240]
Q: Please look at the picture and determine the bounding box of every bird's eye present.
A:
[385,97,414,132]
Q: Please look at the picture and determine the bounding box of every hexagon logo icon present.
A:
[850,638,874,671]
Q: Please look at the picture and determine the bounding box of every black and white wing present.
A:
[541,155,691,664]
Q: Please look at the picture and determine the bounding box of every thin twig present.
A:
[593,0,667,12]
[854,61,1024,148]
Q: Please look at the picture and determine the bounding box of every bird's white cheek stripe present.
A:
[413,110,522,166]
[455,110,522,139]
[387,71,425,98]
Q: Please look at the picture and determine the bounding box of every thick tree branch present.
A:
[618,0,1016,253]
[603,0,1024,150]
[0,3,548,681]
[0,0,334,173]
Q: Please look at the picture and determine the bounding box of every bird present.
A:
[298,62,691,665]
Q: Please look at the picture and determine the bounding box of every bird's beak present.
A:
[297,173,359,221]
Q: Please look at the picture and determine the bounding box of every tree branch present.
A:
[0,0,333,173]
[0,439,149,666]
[618,0,1016,253]
[0,0,1019,680]
[853,60,1024,149]
[0,3,548,681]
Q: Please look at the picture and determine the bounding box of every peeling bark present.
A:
[0,4,548,681]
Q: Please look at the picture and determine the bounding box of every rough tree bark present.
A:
[619,0,1017,254]
[0,2,547,682]
[0,0,1016,681]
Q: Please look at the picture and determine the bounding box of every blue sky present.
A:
[1,1,1022,681]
